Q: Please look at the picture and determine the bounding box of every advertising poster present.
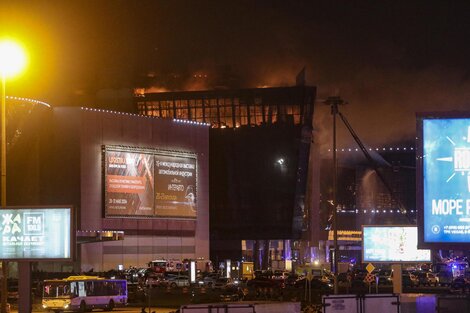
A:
[363,226,431,262]
[155,154,197,218]
[423,118,470,243]
[105,150,154,216]
[0,207,71,260]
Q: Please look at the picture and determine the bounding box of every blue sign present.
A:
[423,118,470,243]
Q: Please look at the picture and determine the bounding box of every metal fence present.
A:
[322,294,400,313]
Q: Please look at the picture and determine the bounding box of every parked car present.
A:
[168,276,190,288]
[247,277,283,288]
[353,270,368,283]
[450,276,470,291]
[402,273,418,287]
[294,277,332,291]
[146,276,166,288]
[337,272,350,288]
[427,273,439,286]
[254,270,275,279]
[138,267,155,278]
[313,275,333,286]
[377,270,392,285]
[272,271,289,281]
[437,271,453,286]
[199,274,218,287]
[415,272,431,286]
[284,274,299,287]
[219,292,240,302]
[213,278,235,290]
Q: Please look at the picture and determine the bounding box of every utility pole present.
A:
[324,96,345,295]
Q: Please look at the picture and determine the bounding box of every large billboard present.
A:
[154,154,197,218]
[0,207,73,260]
[417,115,470,248]
[105,151,155,216]
[362,226,431,263]
[104,147,197,218]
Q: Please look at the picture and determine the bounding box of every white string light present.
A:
[6,95,51,108]
[327,146,415,152]
[335,209,417,215]
[79,107,210,126]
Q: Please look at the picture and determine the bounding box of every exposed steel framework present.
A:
[136,86,316,128]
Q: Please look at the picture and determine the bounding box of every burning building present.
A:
[135,85,319,269]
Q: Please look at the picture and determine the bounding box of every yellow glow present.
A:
[0,40,27,78]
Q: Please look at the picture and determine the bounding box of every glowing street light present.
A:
[0,39,27,204]
[0,38,27,313]
[0,40,27,78]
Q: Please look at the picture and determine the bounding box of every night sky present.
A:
[2,0,470,147]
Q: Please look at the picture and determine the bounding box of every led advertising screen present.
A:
[105,150,155,216]
[0,207,72,260]
[155,154,197,218]
[363,226,431,263]
[104,147,197,218]
[419,117,470,246]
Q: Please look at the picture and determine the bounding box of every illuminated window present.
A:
[271,106,278,123]
[210,107,218,122]
[176,108,188,118]
[195,108,203,121]
[189,100,197,120]
[239,104,248,126]
[225,106,233,128]
[292,105,300,124]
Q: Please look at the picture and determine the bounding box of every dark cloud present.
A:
[2,1,470,145]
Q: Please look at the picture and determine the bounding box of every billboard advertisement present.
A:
[363,226,431,263]
[105,150,155,216]
[155,154,197,218]
[104,147,197,218]
[418,116,470,247]
[0,207,72,260]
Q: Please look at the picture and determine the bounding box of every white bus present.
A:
[42,275,127,312]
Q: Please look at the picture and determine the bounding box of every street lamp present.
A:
[324,96,345,295]
[0,39,27,205]
[0,39,27,313]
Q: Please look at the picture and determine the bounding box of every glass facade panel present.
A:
[255,105,263,125]
[271,106,278,123]
[135,86,314,128]
[210,107,218,123]
[240,105,248,126]
[224,106,233,128]
[195,108,203,121]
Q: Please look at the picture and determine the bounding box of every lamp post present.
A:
[0,39,27,313]
[324,96,345,295]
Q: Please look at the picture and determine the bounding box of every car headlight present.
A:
[42,305,48,309]
[64,304,69,309]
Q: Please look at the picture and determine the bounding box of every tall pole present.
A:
[332,102,338,294]
[1,74,5,207]
[1,73,8,313]
[324,96,345,295]
[0,40,27,313]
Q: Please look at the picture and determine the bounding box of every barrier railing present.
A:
[322,294,400,313]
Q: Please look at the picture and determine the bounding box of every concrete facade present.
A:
[10,107,209,271]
